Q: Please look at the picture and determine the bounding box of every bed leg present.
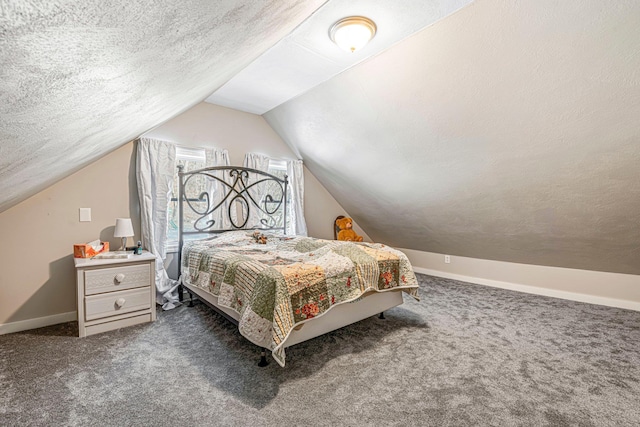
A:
[378,312,385,319]
[258,348,269,367]
[178,284,184,302]
[187,290,194,307]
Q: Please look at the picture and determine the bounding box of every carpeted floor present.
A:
[1,274,639,426]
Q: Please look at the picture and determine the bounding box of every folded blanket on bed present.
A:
[181,231,419,366]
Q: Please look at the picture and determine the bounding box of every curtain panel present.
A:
[242,153,271,228]
[244,153,307,236]
[136,137,179,309]
[137,140,229,309]
[286,159,307,236]
[205,148,231,229]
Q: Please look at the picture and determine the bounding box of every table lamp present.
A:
[114,218,134,251]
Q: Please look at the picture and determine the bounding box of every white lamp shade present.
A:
[114,218,134,238]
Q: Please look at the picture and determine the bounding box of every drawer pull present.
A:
[115,298,126,308]
[114,273,126,284]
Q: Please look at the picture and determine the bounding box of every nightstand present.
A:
[74,252,156,337]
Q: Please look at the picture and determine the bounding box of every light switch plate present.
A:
[79,208,91,222]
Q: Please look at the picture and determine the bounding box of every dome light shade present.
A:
[329,16,377,53]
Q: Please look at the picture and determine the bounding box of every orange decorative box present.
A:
[73,241,109,258]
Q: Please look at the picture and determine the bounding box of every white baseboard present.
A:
[0,311,77,335]
[413,266,640,312]
[1,263,636,335]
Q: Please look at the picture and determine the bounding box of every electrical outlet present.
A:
[444,255,451,264]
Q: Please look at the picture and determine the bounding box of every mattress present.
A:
[181,230,419,365]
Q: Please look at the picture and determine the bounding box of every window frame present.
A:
[266,159,295,235]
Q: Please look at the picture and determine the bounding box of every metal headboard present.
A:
[177,165,288,275]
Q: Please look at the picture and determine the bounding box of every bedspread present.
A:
[181,231,419,366]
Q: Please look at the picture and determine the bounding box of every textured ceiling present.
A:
[0,0,326,213]
[265,0,640,275]
[205,0,472,114]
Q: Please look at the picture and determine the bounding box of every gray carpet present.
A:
[1,274,639,426]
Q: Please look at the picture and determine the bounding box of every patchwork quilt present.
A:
[181,231,419,366]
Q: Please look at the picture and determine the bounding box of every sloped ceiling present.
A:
[205,0,473,114]
[0,0,326,213]
[265,0,640,274]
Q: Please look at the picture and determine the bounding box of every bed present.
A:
[177,165,419,366]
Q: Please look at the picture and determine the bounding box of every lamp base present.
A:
[119,237,127,251]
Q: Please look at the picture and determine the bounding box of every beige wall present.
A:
[403,248,640,311]
[265,0,640,276]
[145,102,294,165]
[0,103,361,327]
[0,143,138,325]
[304,170,370,242]
[144,102,369,242]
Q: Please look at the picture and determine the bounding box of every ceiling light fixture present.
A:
[329,16,377,53]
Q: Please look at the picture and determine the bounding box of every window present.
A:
[166,153,298,252]
[267,159,295,234]
[167,147,206,252]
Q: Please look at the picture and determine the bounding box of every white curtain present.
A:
[244,153,307,236]
[286,159,307,236]
[243,152,271,171]
[136,138,179,309]
[243,153,271,228]
[204,148,231,229]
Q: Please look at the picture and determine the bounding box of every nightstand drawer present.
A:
[84,264,151,295]
[85,288,152,321]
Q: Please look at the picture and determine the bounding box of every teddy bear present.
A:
[335,217,363,242]
[252,230,268,244]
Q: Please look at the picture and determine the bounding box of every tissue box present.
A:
[73,241,109,258]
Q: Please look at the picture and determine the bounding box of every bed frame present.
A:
[177,165,404,366]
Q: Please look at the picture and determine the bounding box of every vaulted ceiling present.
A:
[2,0,639,275]
[265,0,640,275]
[206,0,472,114]
[0,0,325,212]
